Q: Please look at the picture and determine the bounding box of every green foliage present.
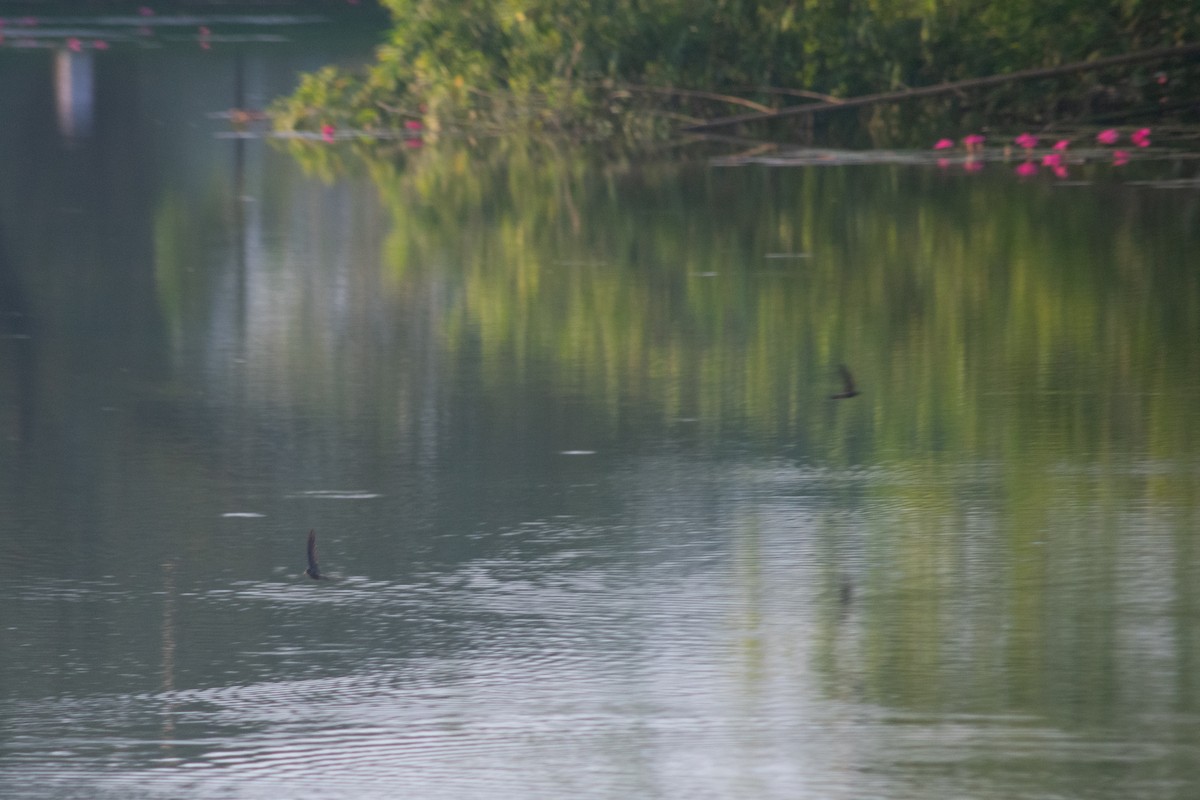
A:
[270,0,1200,141]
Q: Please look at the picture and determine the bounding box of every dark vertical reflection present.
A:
[0,217,36,456]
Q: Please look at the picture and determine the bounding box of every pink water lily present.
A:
[1015,161,1038,177]
[1014,132,1038,151]
[1131,128,1151,147]
[962,134,985,152]
[1112,150,1129,166]
[1052,139,1070,151]
[933,138,954,150]
[1041,153,1063,168]
[321,123,336,143]
[1096,128,1119,145]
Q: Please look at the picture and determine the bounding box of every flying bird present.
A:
[830,364,860,400]
[304,529,323,580]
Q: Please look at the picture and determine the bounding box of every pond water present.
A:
[2,12,1200,800]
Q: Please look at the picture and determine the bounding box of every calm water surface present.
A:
[2,15,1200,800]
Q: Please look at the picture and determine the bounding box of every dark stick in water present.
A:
[305,529,323,580]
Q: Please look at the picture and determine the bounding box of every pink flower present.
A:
[66,37,82,52]
[1112,150,1129,166]
[1015,132,1038,150]
[1052,139,1070,151]
[1041,153,1062,168]
[93,39,109,50]
[321,124,336,143]
[1096,128,1119,145]
[1131,128,1151,148]
[1052,165,1069,180]
[404,119,424,132]
[962,134,985,151]
[1015,161,1038,177]
[933,138,954,150]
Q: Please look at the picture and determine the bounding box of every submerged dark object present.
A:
[305,529,323,580]
[830,364,861,400]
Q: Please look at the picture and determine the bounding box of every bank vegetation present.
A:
[271,0,1200,144]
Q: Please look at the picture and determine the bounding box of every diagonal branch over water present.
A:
[683,43,1200,133]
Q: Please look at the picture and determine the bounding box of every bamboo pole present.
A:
[682,43,1200,134]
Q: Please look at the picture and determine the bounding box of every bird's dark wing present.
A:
[306,529,320,573]
[838,364,857,395]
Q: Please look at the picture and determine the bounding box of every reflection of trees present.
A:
[279,140,1199,723]
[156,135,1200,722]
[288,141,1200,464]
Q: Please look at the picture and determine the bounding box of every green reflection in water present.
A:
[280,140,1200,456]
[269,139,1200,733]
